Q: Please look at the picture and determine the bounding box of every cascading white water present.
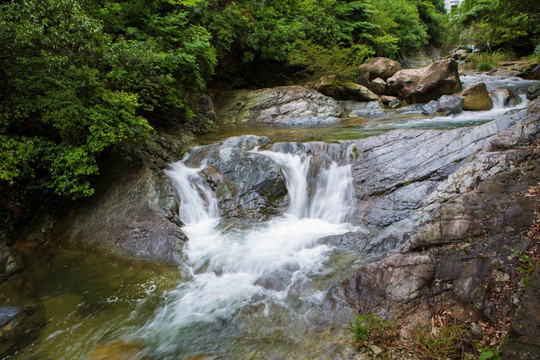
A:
[256,150,355,224]
[135,149,355,358]
[164,162,219,224]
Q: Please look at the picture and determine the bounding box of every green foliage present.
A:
[452,0,539,55]
[289,40,371,79]
[477,347,501,360]
[476,61,493,71]
[349,314,473,359]
[0,0,214,199]
[350,314,396,346]
[410,322,466,359]
[1,0,447,199]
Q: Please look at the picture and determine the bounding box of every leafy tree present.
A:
[453,0,539,54]
[0,0,215,198]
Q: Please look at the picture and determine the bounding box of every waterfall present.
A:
[135,148,355,358]
[164,162,218,224]
[256,150,354,223]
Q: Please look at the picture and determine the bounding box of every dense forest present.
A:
[0,0,538,200]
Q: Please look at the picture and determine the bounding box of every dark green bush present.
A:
[476,62,493,71]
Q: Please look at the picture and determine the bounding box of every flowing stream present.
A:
[1,73,537,360]
[131,151,357,359]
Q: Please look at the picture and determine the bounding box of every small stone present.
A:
[388,98,402,109]
[370,345,384,356]
[399,326,413,340]
[470,322,483,340]
[370,78,387,95]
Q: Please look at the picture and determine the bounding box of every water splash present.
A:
[256,150,354,223]
[133,148,355,358]
[164,162,218,224]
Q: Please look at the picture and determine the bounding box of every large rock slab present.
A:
[387,59,462,103]
[215,86,342,125]
[47,157,187,264]
[325,98,540,327]
[359,57,402,81]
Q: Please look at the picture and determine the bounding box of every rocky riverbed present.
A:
[1,67,539,359]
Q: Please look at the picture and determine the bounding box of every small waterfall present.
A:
[164,162,218,224]
[490,90,508,109]
[257,150,355,224]
[309,161,355,223]
[135,148,355,358]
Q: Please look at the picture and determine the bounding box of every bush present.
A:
[476,62,493,71]
[289,40,371,80]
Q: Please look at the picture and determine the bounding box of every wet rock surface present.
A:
[327,98,540,327]
[45,156,187,264]
[0,304,45,358]
[215,86,343,125]
[0,245,23,281]
[183,135,288,221]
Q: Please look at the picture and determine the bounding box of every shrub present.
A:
[476,62,493,71]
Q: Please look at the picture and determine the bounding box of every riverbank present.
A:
[1,68,539,359]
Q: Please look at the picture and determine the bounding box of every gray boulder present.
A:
[349,101,386,117]
[184,136,288,221]
[215,86,342,126]
[435,94,464,115]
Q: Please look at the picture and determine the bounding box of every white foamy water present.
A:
[135,149,355,358]
[257,150,355,224]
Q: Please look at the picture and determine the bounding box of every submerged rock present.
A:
[387,59,462,103]
[91,340,147,360]
[215,86,342,126]
[0,304,45,358]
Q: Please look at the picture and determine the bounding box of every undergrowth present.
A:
[350,314,483,359]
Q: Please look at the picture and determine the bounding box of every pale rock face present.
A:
[461,82,493,110]
[387,59,462,103]
[215,86,343,126]
[359,57,402,81]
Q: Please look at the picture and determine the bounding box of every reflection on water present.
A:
[1,248,180,360]
[196,106,518,145]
